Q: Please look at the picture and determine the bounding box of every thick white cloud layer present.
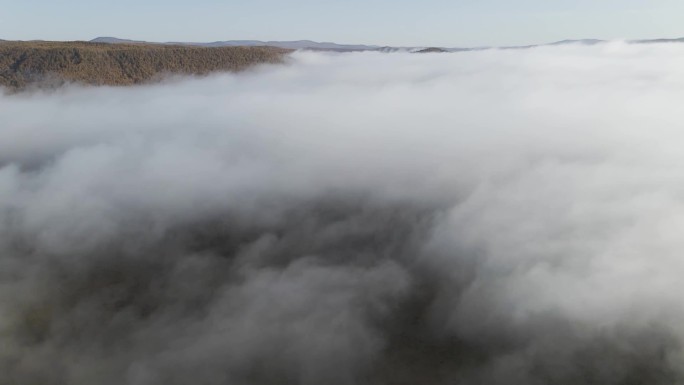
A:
[3,43,684,384]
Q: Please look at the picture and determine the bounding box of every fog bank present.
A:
[3,43,684,384]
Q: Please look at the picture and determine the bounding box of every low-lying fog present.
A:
[3,43,684,384]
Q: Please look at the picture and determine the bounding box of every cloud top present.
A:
[3,44,684,384]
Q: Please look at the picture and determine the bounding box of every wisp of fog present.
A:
[3,43,684,384]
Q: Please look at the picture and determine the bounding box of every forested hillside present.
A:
[0,41,291,90]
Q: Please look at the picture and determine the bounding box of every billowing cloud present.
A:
[3,43,684,384]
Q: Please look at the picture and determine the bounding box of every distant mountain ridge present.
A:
[91,37,379,51]
[90,37,148,45]
[90,36,684,52]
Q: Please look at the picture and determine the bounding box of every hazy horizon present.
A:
[5,34,684,50]
[3,0,684,47]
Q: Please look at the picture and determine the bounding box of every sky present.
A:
[2,0,684,47]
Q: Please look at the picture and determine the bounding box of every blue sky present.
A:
[2,0,684,47]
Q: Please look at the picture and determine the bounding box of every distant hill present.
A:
[89,37,148,44]
[549,39,605,46]
[637,37,684,44]
[0,41,291,91]
[416,47,448,53]
[84,35,684,56]
[88,35,684,53]
[91,37,379,51]
[201,40,379,51]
